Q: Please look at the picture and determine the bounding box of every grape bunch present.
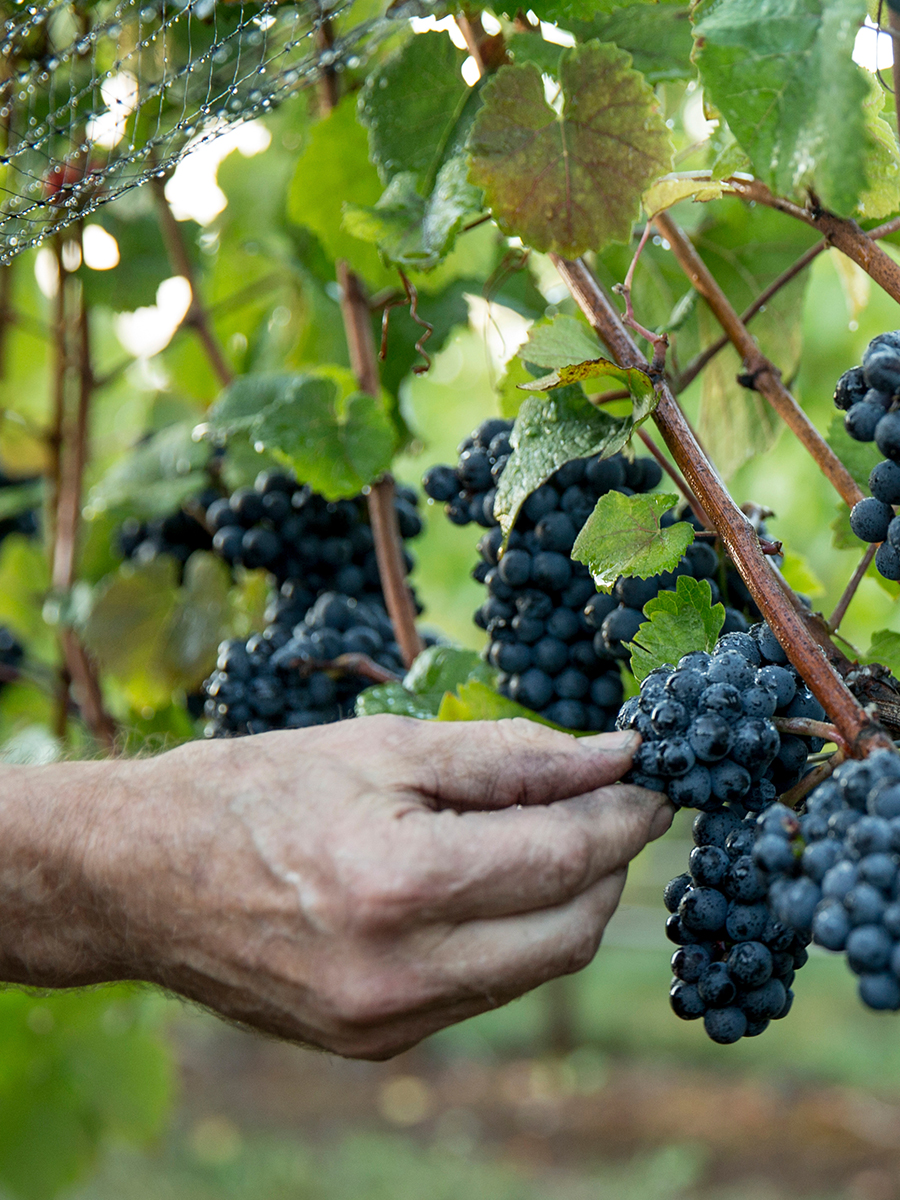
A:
[117,493,217,570]
[666,806,809,1042]
[619,623,826,806]
[835,332,900,581]
[424,419,770,731]
[203,592,405,737]
[753,751,900,1011]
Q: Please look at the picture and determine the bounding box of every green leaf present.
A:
[158,552,232,692]
[467,41,672,256]
[86,421,210,519]
[498,356,536,420]
[352,35,484,271]
[494,382,660,537]
[858,79,900,221]
[356,682,440,720]
[437,678,575,729]
[205,374,398,500]
[573,3,695,83]
[779,550,825,598]
[344,160,482,272]
[643,172,724,218]
[506,30,568,78]
[504,0,622,20]
[831,502,857,550]
[356,647,497,719]
[826,412,879,492]
[572,491,695,591]
[517,313,603,369]
[519,356,656,395]
[287,97,392,288]
[692,0,871,214]
[627,576,726,681]
[359,32,470,184]
[863,629,900,676]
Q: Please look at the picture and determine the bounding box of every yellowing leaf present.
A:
[468,40,672,256]
[643,172,724,217]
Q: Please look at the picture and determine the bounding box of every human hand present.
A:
[3,716,671,1059]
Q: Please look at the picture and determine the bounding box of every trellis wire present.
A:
[0,0,434,262]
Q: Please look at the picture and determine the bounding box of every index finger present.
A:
[379,717,642,810]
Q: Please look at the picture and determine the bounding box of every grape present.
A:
[703,1007,747,1044]
[849,497,894,543]
[834,366,868,411]
[202,592,405,737]
[845,402,884,442]
[863,341,900,396]
[870,459,900,505]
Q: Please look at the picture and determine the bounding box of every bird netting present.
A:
[0,0,434,262]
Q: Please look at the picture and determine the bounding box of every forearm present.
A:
[0,760,127,987]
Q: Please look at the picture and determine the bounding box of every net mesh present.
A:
[0,0,429,262]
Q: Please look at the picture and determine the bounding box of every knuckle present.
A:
[342,867,420,933]
[562,925,603,975]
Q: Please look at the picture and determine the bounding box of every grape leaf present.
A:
[831,502,857,551]
[158,552,232,692]
[467,40,672,256]
[86,421,210,519]
[517,313,603,369]
[494,381,659,537]
[572,3,695,83]
[499,0,622,21]
[627,576,726,682]
[437,679,575,729]
[779,550,825,598]
[205,374,398,500]
[643,172,724,218]
[287,97,392,287]
[506,31,568,78]
[863,630,900,677]
[692,0,871,215]
[351,34,484,271]
[858,79,900,221]
[358,32,470,185]
[498,357,535,420]
[519,356,657,395]
[572,492,695,591]
[826,412,878,492]
[356,682,440,720]
[356,646,496,718]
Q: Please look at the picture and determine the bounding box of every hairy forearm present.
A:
[0,760,127,986]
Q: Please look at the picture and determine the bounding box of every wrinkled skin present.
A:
[0,716,670,1059]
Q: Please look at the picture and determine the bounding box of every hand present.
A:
[1,716,671,1059]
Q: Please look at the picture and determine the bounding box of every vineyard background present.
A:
[3,6,900,1199]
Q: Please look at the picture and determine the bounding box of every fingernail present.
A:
[649,801,675,841]
[581,730,638,751]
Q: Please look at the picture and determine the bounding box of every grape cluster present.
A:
[424,419,769,731]
[203,592,405,737]
[835,332,900,581]
[666,806,809,1042]
[117,493,217,570]
[619,624,826,807]
[753,751,900,1011]
[119,470,422,613]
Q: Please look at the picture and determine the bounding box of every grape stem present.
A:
[781,748,846,810]
[612,222,669,371]
[276,652,402,686]
[635,426,710,525]
[725,177,900,309]
[828,543,878,634]
[336,261,424,669]
[673,213,900,394]
[47,226,117,753]
[652,210,864,511]
[772,717,844,746]
[549,253,893,757]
